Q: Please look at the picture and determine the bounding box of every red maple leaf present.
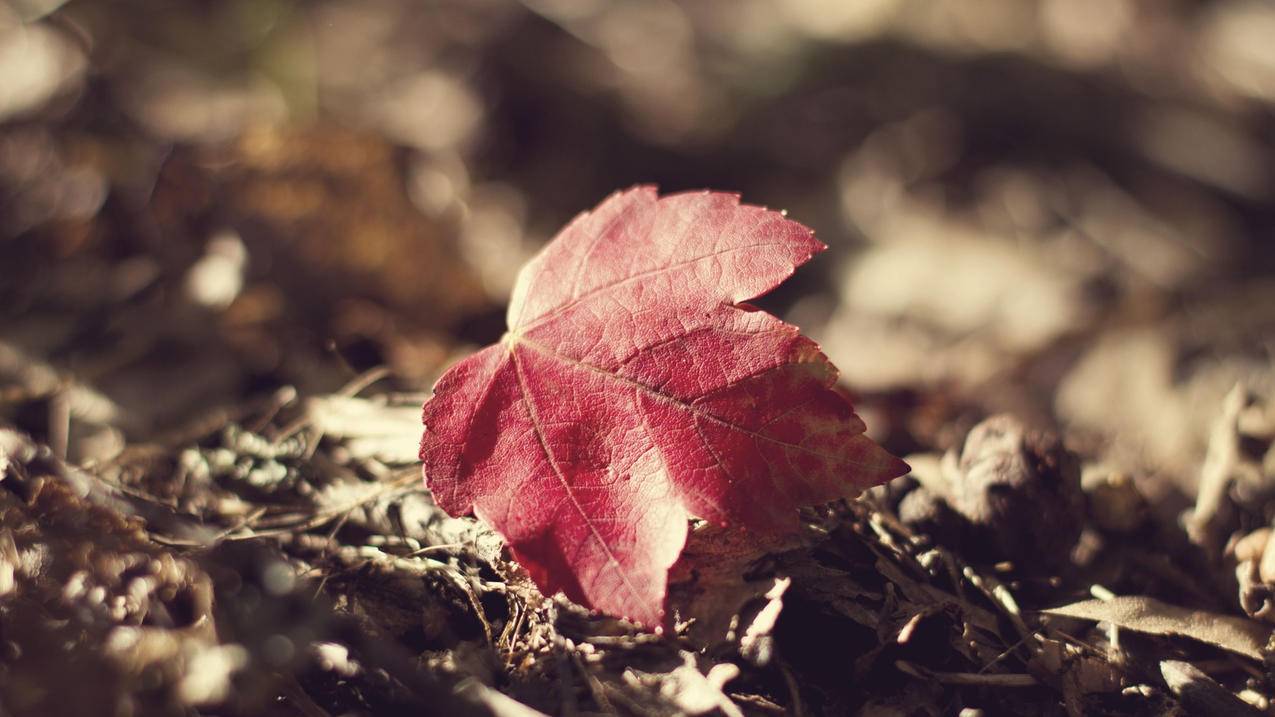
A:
[420,187,907,628]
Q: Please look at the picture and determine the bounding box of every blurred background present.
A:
[3,0,1275,536]
[4,0,1269,495]
[5,1,1275,714]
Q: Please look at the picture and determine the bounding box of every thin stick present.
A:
[896,661,1038,687]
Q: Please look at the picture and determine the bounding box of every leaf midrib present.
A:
[508,346,647,611]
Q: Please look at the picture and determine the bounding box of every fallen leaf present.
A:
[420,187,907,627]
[1030,636,1122,695]
[1043,595,1270,660]
[666,523,800,645]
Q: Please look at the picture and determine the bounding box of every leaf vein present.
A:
[515,337,872,468]
[509,345,645,608]
[515,240,796,333]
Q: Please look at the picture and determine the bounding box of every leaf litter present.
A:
[5,2,1275,713]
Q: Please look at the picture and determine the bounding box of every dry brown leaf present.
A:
[1031,636,1122,695]
[1043,596,1270,661]
[667,523,804,645]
